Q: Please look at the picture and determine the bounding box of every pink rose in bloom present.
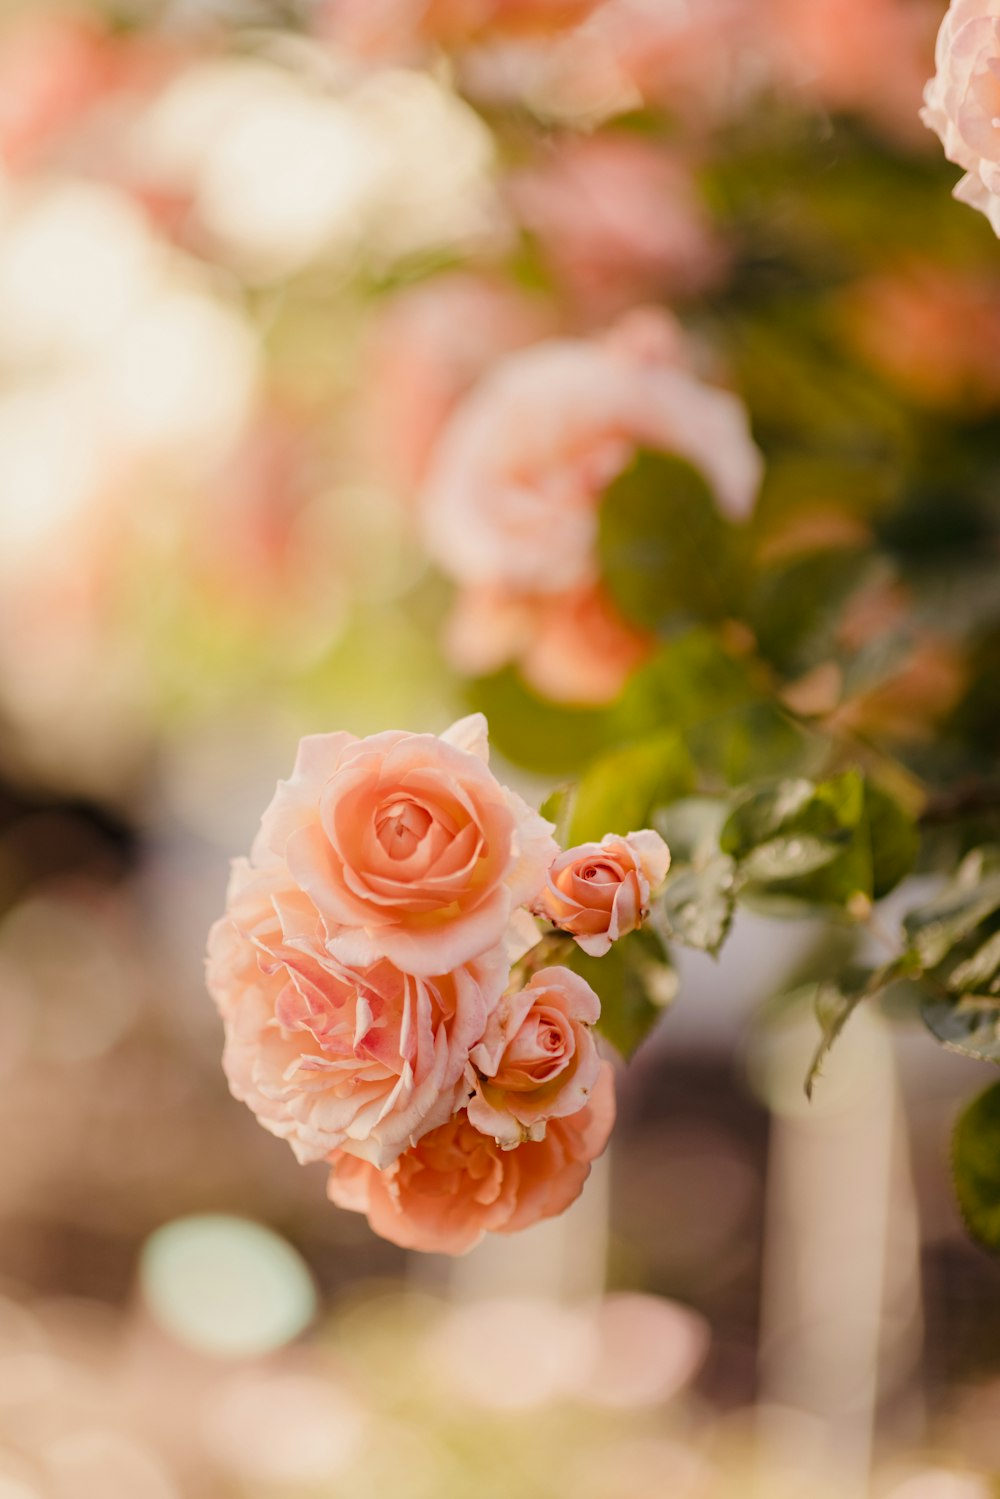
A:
[248,713,557,976]
[207,861,507,1168]
[467,966,602,1144]
[534,830,671,956]
[361,275,550,497]
[509,133,726,319]
[923,0,1000,233]
[420,310,762,601]
[446,581,652,705]
[327,1061,616,1253]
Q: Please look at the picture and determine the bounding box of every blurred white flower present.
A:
[136,55,504,279]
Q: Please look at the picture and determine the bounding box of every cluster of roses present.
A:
[206,713,670,1254]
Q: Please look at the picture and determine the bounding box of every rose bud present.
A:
[533,830,670,956]
[467,966,602,1147]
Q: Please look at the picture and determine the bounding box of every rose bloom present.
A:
[508,133,726,319]
[420,310,759,704]
[923,0,1000,234]
[421,309,762,602]
[207,860,508,1167]
[467,966,602,1145]
[327,1062,616,1253]
[534,830,671,956]
[445,580,652,705]
[246,713,557,976]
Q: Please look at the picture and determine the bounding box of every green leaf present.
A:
[572,926,677,1060]
[650,799,736,955]
[685,699,830,786]
[903,849,1000,970]
[568,731,694,845]
[922,991,1000,1064]
[540,784,575,848]
[654,797,729,865]
[599,451,746,633]
[805,959,905,1097]
[738,833,841,884]
[720,778,824,858]
[467,668,616,774]
[953,1082,1000,1254]
[866,782,921,901]
[721,772,916,910]
[950,930,1000,996]
[653,856,736,956]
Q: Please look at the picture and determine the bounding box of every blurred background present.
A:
[1,0,1000,1495]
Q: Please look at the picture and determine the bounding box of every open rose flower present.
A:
[326,1062,616,1253]
[419,309,760,704]
[922,0,1000,234]
[534,830,671,956]
[421,310,762,601]
[467,966,602,1146]
[207,860,508,1168]
[249,713,557,976]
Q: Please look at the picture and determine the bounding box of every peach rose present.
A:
[922,0,1000,233]
[326,1062,616,1253]
[420,311,762,600]
[445,580,652,705]
[249,713,557,976]
[533,830,671,956]
[207,859,507,1167]
[467,966,602,1145]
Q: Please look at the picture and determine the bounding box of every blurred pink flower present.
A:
[241,713,556,976]
[422,310,761,598]
[923,0,1000,232]
[361,274,550,496]
[207,860,507,1167]
[446,581,652,705]
[327,1060,615,1252]
[421,309,760,701]
[509,132,726,318]
[0,10,188,215]
[533,830,670,956]
[0,12,116,170]
[770,0,937,143]
[512,0,761,124]
[467,965,602,1144]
